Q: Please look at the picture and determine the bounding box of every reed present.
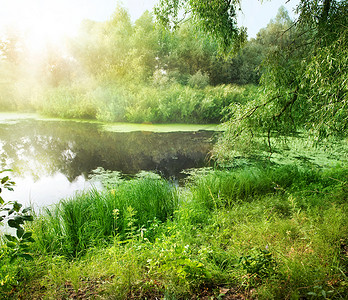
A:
[32,177,178,257]
[187,164,346,211]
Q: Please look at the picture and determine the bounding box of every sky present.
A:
[0,0,300,42]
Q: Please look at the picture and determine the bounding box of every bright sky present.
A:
[239,0,300,37]
[0,0,300,51]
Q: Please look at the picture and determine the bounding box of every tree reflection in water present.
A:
[0,118,215,207]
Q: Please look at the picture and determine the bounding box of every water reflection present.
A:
[0,119,215,206]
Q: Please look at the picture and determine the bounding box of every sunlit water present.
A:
[0,114,216,208]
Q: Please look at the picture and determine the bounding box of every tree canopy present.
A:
[0,1,346,138]
[156,0,347,157]
[155,0,247,54]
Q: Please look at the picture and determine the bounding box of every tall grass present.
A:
[40,85,97,119]
[32,177,178,257]
[17,82,256,124]
[186,164,347,211]
[4,164,347,299]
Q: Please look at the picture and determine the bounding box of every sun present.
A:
[24,15,80,53]
[0,0,82,54]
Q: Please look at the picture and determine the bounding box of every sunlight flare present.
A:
[0,0,82,53]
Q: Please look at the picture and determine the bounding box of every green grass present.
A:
[31,176,178,257]
[184,164,346,212]
[1,164,347,299]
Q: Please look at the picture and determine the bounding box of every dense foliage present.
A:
[155,0,247,54]
[0,5,269,123]
[156,0,347,156]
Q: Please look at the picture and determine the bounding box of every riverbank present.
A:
[1,83,257,125]
[1,163,347,299]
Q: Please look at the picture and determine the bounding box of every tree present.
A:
[128,11,159,82]
[155,19,219,85]
[68,19,105,77]
[0,27,24,64]
[156,0,348,158]
[155,0,247,55]
[257,0,347,138]
[68,5,134,82]
[0,28,26,110]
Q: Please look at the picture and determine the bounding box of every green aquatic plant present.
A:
[89,167,123,188]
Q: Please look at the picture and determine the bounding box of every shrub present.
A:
[93,85,129,122]
[188,70,209,89]
[40,85,96,119]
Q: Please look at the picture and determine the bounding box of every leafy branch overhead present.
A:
[155,0,247,54]
[156,0,347,156]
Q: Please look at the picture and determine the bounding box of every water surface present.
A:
[0,114,216,208]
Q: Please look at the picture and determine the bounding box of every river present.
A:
[0,113,217,208]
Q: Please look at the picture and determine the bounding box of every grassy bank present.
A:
[1,164,347,299]
[1,82,257,124]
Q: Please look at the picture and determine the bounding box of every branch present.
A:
[329,177,347,184]
[320,0,332,26]
[275,88,299,119]
[238,95,280,121]
[267,128,273,156]
[281,19,300,37]
[175,9,191,25]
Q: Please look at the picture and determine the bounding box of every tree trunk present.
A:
[320,0,331,25]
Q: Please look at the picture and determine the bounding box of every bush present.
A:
[40,85,96,119]
[188,70,209,89]
[93,85,129,122]
[125,83,253,123]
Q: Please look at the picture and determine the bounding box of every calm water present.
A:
[0,115,216,208]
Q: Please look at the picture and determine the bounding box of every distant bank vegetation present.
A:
[0,5,288,124]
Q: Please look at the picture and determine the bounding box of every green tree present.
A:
[156,0,348,158]
[103,4,133,81]
[158,20,218,84]
[257,0,347,138]
[127,11,159,82]
[68,5,134,82]
[0,27,26,110]
[0,27,24,64]
[39,44,77,87]
[155,0,247,54]
[68,19,106,77]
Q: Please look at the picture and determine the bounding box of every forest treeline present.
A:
[0,5,292,123]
